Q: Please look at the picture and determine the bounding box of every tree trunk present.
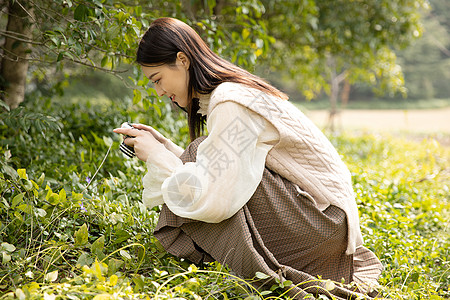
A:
[326,56,347,132]
[1,1,34,109]
[340,78,351,109]
[327,71,340,132]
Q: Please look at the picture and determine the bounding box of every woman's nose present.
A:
[154,84,165,97]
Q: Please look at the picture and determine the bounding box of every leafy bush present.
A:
[0,99,449,299]
[331,133,449,299]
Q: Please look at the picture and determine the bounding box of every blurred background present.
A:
[1,0,448,141]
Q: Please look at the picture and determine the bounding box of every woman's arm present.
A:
[142,101,279,222]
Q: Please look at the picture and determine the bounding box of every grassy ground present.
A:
[0,99,449,299]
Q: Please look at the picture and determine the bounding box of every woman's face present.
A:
[142,52,191,108]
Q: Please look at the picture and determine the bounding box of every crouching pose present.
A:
[114,17,383,299]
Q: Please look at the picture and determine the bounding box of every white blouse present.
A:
[142,101,279,222]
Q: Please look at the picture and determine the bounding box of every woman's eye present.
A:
[154,79,160,84]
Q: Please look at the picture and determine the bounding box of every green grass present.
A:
[294,97,450,110]
[0,99,449,299]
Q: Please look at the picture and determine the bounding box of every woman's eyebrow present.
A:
[149,72,159,80]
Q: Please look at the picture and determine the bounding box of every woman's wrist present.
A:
[164,139,184,157]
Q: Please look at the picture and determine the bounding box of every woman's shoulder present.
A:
[212,81,248,95]
[207,82,256,114]
[211,81,270,102]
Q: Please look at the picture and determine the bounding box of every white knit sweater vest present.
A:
[206,82,363,254]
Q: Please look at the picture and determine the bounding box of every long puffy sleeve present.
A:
[142,101,279,222]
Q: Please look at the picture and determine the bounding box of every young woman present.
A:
[114,17,383,299]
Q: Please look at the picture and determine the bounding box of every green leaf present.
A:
[74,4,90,22]
[17,204,32,214]
[242,28,250,40]
[2,252,11,264]
[106,25,120,40]
[133,275,144,292]
[76,252,93,268]
[107,258,124,275]
[91,236,105,259]
[255,271,271,279]
[47,192,60,205]
[119,249,131,260]
[37,173,45,186]
[282,280,293,288]
[109,274,118,286]
[152,102,162,117]
[11,192,24,208]
[35,208,47,218]
[44,270,58,282]
[0,100,10,111]
[1,197,10,209]
[75,223,89,246]
[1,242,16,252]
[324,280,335,291]
[101,55,108,68]
[72,192,83,201]
[21,179,33,191]
[57,52,64,62]
[103,136,113,147]
[17,169,27,180]
[93,260,106,281]
[132,89,141,104]
[59,189,67,202]
[2,164,18,179]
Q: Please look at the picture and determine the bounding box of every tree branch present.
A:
[68,58,129,74]
[0,30,44,45]
[430,36,450,57]
[335,70,348,84]
[0,47,129,74]
[15,0,37,23]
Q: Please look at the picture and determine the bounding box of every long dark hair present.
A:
[136,17,287,141]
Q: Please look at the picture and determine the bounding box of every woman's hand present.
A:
[131,124,168,145]
[113,125,167,162]
[131,124,184,157]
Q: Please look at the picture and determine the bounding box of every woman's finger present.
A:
[131,124,160,135]
[113,127,140,137]
[129,123,151,131]
[130,124,166,143]
[122,136,135,147]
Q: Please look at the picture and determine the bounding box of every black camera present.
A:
[119,122,136,158]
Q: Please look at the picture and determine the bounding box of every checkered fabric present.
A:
[154,136,382,299]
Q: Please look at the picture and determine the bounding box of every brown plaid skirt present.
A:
[154,136,382,299]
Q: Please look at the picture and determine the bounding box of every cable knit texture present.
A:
[206,82,363,254]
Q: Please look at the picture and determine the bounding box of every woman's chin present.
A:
[172,101,187,112]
